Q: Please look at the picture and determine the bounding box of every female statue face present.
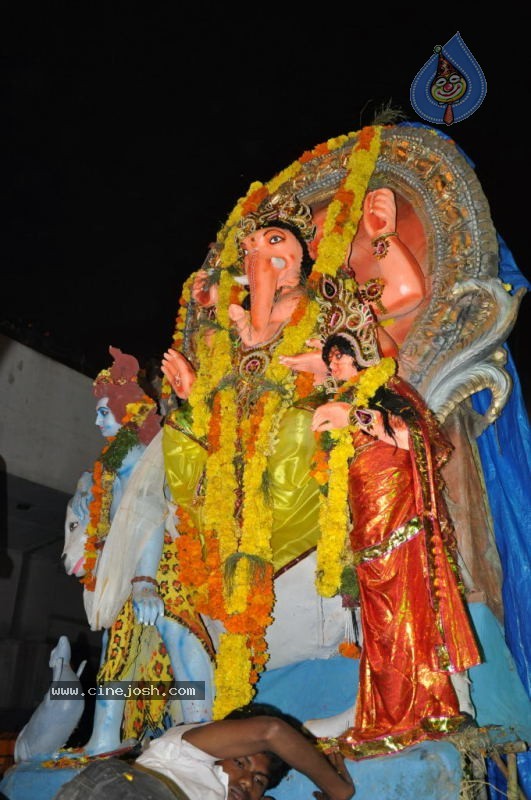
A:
[327,346,359,383]
[95,397,121,438]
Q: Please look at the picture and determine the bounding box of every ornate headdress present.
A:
[317,275,381,367]
[93,346,140,390]
[236,190,316,245]
[93,346,160,445]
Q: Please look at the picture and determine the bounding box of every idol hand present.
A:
[131,581,164,626]
[191,269,219,308]
[161,349,196,400]
[311,402,350,432]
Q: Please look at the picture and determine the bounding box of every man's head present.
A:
[218,752,274,800]
[220,702,306,796]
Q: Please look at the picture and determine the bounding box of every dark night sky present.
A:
[2,9,530,405]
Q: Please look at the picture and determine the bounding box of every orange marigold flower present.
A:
[208,393,223,451]
[335,188,354,206]
[307,272,321,291]
[295,371,315,400]
[299,142,330,163]
[357,126,375,152]
[339,641,361,659]
[288,294,309,327]
[229,284,244,306]
[298,150,314,164]
[242,186,269,215]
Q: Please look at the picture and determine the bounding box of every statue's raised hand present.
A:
[191,269,218,308]
[161,349,196,400]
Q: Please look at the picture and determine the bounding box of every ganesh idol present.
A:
[160,192,347,717]
[159,122,525,723]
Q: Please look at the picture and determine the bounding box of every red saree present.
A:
[338,377,481,758]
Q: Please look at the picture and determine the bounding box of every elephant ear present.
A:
[289,124,524,431]
[373,126,524,429]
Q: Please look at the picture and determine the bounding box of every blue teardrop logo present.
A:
[410,32,487,125]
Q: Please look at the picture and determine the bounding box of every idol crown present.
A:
[237,191,316,243]
[317,275,381,367]
[93,346,140,388]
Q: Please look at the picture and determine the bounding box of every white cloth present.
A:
[136,723,229,800]
[87,429,168,630]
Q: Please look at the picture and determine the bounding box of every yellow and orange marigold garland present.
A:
[312,356,398,599]
[170,127,383,717]
[81,459,114,591]
[161,275,194,401]
[315,428,355,598]
[312,126,381,279]
[355,357,397,408]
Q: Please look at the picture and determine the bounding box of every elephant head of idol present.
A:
[229,193,315,347]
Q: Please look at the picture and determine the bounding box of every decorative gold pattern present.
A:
[350,517,421,564]
[236,191,316,245]
[324,712,467,760]
[316,274,380,367]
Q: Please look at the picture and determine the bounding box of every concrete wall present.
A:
[0,335,102,495]
[0,338,104,730]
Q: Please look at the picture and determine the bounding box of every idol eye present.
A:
[269,234,284,244]
[69,521,79,532]
[242,247,248,256]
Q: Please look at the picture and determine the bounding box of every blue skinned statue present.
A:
[60,347,214,756]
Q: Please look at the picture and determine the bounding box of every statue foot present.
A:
[303,705,356,738]
[84,737,139,757]
[450,671,476,719]
[55,737,139,759]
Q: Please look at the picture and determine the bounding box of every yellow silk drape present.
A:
[163,406,321,573]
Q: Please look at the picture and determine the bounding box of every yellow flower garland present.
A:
[203,388,240,563]
[213,633,253,719]
[316,428,354,597]
[189,272,235,441]
[314,357,397,600]
[313,127,382,278]
[354,357,397,408]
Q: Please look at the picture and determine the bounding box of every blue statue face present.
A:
[95,397,121,438]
